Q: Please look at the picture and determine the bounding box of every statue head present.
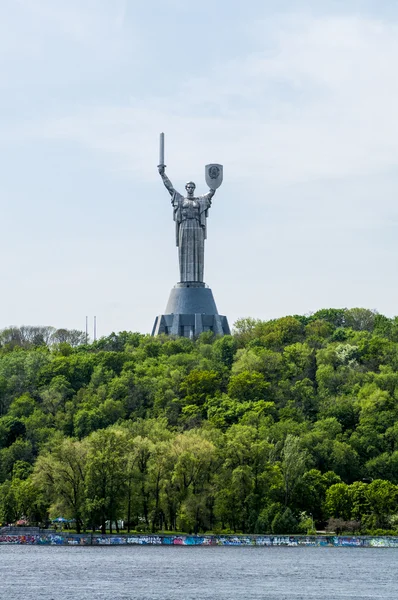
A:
[185,181,196,197]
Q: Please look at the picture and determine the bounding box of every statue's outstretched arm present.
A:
[202,188,215,208]
[158,166,176,197]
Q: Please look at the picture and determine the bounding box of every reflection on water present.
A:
[0,545,396,600]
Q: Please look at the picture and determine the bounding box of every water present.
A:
[0,545,397,599]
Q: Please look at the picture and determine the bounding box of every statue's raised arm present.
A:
[202,187,216,203]
[158,165,177,197]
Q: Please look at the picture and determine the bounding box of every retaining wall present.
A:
[1,533,398,547]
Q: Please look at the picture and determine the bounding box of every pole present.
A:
[85,316,88,345]
[94,316,97,342]
[159,132,165,166]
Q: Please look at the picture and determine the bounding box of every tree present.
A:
[366,452,398,484]
[85,428,129,533]
[0,416,26,448]
[180,370,221,406]
[40,376,74,416]
[282,343,314,381]
[51,329,86,347]
[311,309,346,328]
[34,438,87,532]
[344,308,377,332]
[171,432,217,533]
[212,336,238,369]
[131,435,155,528]
[0,326,55,349]
[271,507,299,534]
[232,318,261,345]
[228,371,269,403]
[281,435,311,506]
[229,465,254,532]
[325,483,351,521]
[0,439,33,479]
[365,479,398,528]
[0,350,50,414]
[348,481,370,522]
[293,469,341,524]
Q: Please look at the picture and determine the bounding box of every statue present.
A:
[152,133,229,338]
[158,167,214,283]
[157,133,223,284]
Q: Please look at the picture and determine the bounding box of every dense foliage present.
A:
[1,308,398,535]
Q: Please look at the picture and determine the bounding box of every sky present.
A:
[1,0,398,337]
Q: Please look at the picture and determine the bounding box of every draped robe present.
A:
[171,191,212,283]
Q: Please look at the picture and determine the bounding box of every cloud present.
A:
[13,0,128,43]
[0,0,133,81]
[3,12,398,190]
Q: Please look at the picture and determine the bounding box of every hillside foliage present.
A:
[1,308,398,535]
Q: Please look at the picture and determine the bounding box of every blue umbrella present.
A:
[52,517,69,523]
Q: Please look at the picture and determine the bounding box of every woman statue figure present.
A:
[158,165,216,283]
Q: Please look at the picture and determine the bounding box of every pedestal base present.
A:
[152,282,230,338]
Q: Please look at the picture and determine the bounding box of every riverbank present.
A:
[1,532,398,546]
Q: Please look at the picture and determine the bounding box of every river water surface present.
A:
[0,545,396,599]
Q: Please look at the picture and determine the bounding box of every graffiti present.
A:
[333,537,363,547]
[94,536,127,545]
[217,536,254,546]
[127,536,163,545]
[1,533,398,547]
[368,537,398,548]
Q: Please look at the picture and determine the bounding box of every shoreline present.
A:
[1,533,398,547]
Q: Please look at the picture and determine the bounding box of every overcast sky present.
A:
[1,0,398,337]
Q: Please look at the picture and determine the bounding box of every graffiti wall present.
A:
[1,533,398,547]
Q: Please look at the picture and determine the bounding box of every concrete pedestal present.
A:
[152,282,230,337]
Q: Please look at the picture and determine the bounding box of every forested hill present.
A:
[1,308,398,536]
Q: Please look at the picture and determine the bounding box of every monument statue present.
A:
[157,132,223,283]
[152,133,230,338]
[158,167,214,283]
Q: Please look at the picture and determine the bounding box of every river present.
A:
[0,545,396,599]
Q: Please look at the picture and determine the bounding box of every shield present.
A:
[205,164,223,189]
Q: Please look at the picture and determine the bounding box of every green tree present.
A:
[293,469,341,524]
[171,432,217,533]
[34,437,87,532]
[281,435,311,506]
[228,371,269,403]
[271,507,299,534]
[365,479,398,529]
[325,483,352,520]
[212,336,238,369]
[180,370,221,406]
[85,428,129,533]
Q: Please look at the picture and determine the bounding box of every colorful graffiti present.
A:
[1,533,398,547]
